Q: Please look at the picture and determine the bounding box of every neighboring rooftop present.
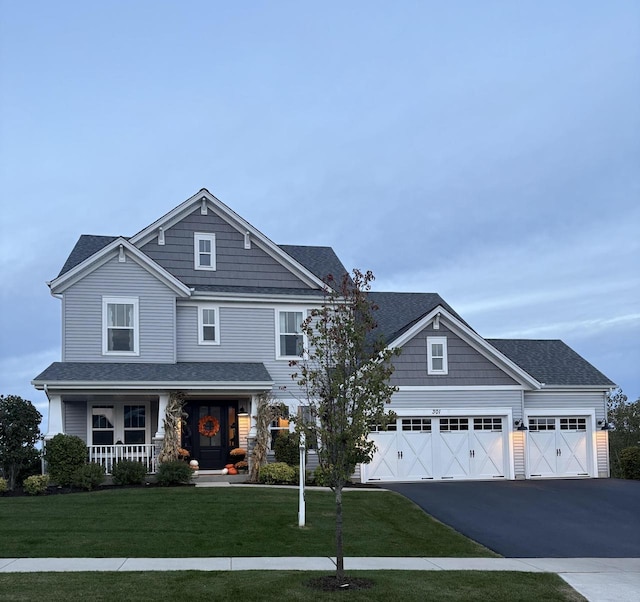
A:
[487,339,616,387]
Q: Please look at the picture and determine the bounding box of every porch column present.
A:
[45,394,63,440]
[154,393,170,440]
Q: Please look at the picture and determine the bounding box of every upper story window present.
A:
[277,310,305,359]
[103,297,139,355]
[198,305,220,345]
[427,336,448,375]
[194,232,216,271]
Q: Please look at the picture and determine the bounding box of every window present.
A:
[560,418,587,432]
[474,417,502,432]
[297,405,318,449]
[270,408,290,450]
[369,421,397,432]
[277,310,304,358]
[103,297,139,355]
[402,418,432,432]
[427,336,448,374]
[194,233,216,271]
[89,403,149,446]
[440,418,469,431]
[529,417,556,431]
[198,305,220,345]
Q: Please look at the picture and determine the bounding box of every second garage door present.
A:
[365,416,508,482]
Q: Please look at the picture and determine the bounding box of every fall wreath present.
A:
[198,415,220,438]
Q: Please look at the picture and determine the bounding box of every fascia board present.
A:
[49,239,191,297]
[184,293,327,305]
[538,384,617,392]
[32,380,274,391]
[129,189,327,290]
[388,306,542,390]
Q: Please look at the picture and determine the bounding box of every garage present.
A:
[527,416,592,478]
[364,415,509,482]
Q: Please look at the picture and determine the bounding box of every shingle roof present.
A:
[58,235,119,277]
[486,339,615,387]
[368,291,468,344]
[279,244,349,285]
[32,362,272,384]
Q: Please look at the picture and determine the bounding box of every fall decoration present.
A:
[198,415,220,438]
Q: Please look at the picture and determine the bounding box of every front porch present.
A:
[88,444,158,474]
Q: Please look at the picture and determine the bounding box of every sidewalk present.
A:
[1,557,638,601]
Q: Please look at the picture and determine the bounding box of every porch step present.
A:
[193,472,248,486]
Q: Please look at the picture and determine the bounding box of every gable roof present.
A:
[279,245,349,285]
[487,339,616,388]
[58,235,119,277]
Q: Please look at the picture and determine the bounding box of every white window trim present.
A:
[427,336,448,375]
[198,304,220,345]
[87,402,151,446]
[102,296,140,356]
[194,232,216,271]
[275,308,308,360]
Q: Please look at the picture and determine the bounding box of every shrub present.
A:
[258,462,297,485]
[313,465,331,487]
[72,463,106,490]
[0,476,7,493]
[111,460,148,485]
[23,474,49,495]
[156,460,193,486]
[273,432,301,466]
[619,446,640,480]
[45,434,87,486]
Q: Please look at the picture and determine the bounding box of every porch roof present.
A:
[32,362,274,391]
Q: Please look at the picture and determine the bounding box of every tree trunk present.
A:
[335,483,344,582]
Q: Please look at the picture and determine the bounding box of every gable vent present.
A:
[201,198,208,215]
[158,227,165,246]
[244,231,251,250]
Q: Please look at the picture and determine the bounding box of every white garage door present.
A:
[527,417,590,478]
[364,416,506,482]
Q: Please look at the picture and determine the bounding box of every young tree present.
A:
[0,395,42,490]
[291,269,398,584]
[607,389,640,477]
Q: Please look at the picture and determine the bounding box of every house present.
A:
[32,189,616,481]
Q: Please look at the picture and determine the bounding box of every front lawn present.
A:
[0,487,494,558]
[0,571,585,602]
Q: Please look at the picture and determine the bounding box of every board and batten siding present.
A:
[391,324,519,387]
[141,208,313,289]
[62,256,176,363]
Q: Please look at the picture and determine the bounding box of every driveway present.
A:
[385,479,640,558]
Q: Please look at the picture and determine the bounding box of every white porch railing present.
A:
[88,444,157,475]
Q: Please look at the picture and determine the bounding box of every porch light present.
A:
[598,420,610,431]
[238,406,248,416]
[514,419,528,431]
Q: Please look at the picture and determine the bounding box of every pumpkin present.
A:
[228,467,238,475]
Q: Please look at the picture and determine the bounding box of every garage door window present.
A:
[473,418,502,431]
[529,418,555,431]
[402,418,432,432]
[440,418,469,431]
[560,418,586,431]
[369,422,397,432]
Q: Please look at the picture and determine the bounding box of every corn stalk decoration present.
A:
[158,392,187,464]
[249,393,287,483]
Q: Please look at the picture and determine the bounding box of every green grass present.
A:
[0,487,494,558]
[0,571,585,601]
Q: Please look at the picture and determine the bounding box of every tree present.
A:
[607,389,640,477]
[0,395,42,490]
[291,269,398,584]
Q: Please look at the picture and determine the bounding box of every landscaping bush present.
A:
[258,462,297,484]
[72,463,106,490]
[111,460,148,485]
[0,476,7,494]
[619,446,640,480]
[23,474,49,495]
[273,432,300,466]
[45,434,87,486]
[156,460,192,486]
[313,465,331,487]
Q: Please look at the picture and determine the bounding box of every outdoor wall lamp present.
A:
[238,406,248,416]
[514,419,528,431]
[598,420,610,431]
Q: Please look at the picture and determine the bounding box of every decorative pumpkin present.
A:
[225,464,235,469]
[221,468,228,475]
[228,467,238,475]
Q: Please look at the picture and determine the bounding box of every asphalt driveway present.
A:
[385,479,640,558]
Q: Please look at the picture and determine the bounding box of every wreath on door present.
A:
[198,415,220,438]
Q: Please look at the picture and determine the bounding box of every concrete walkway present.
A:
[0,557,638,601]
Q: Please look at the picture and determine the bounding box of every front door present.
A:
[183,402,239,470]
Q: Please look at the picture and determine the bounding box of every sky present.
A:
[1,1,638,431]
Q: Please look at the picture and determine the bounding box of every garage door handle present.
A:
[469,450,475,458]
[397,451,403,459]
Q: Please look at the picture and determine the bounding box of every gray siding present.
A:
[64,401,87,441]
[141,208,312,289]
[63,256,176,363]
[391,324,519,387]
[523,391,607,421]
[390,389,522,412]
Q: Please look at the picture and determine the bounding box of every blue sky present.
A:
[1,1,638,427]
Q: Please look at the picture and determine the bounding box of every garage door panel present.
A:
[400,432,434,480]
[439,431,471,478]
[473,431,505,478]
[365,433,398,481]
[558,431,589,476]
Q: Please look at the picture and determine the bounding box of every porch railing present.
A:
[88,444,157,475]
